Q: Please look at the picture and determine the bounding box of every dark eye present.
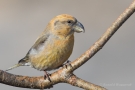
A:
[67,20,73,24]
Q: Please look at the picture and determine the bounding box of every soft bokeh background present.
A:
[0,0,135,90]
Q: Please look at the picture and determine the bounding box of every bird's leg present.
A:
[44,71,51,82]
[43,71,54,88]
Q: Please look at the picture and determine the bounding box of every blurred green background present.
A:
[0,0,135,90]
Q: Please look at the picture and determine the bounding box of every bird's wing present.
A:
[18,32,50,65]
[33,34,49,49]
[26,32,50,56]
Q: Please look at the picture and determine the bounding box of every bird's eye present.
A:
[67,20,72,24]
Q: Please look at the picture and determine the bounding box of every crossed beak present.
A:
[73,21,85,33]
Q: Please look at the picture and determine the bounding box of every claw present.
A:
[56,60,72,69]
[63,60,72,69]
[44,71,51,82]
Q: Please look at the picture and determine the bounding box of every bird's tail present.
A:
[5,57,29,71]
[5,64,21,71]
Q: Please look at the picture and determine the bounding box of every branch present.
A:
[66,74,106,90]
[0,0,135,90]
[68,0,135,72]
[0,69,106,90]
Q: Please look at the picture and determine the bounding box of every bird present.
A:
[5,14,85,81]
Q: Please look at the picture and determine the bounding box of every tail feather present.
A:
[5,64,21,71]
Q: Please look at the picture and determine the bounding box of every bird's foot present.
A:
[57,60,72,69]
[42,71,53,89]
[44,71,51,82]
[63,60,72,69]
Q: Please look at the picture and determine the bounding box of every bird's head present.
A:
[48,14,85,37]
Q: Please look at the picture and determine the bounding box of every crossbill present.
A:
[6,14,85,80]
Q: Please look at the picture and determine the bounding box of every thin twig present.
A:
[68,0,135,72]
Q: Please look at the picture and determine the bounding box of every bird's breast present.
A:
[29,35,74,71]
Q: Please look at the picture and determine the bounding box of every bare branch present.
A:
[0,0,135,90]
[0,69,106,90]
[66,74,106,90]
[0,70,59,89]
[68,0,135,72]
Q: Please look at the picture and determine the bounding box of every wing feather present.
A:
[26,32,50,56]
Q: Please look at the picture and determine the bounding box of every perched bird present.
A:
[6,14,85,81]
